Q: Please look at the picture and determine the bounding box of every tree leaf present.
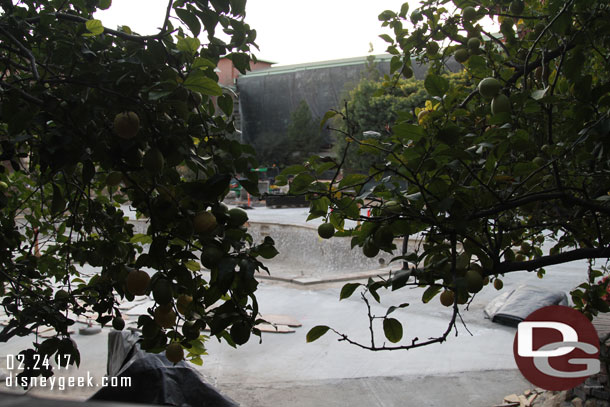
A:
[306,325,330,342]
[175,8,201,37]
[98,0,112,10]
[184,72,222,96]
[424,74,449,97]
[383,318,403,343]
[218,94,233,116]
[422,285,442,303]
[340,283,361,300]
[320,110,337,129]
[85,19,104,36]
[177,36,201,55]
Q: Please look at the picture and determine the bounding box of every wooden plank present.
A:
[259,314,302,328]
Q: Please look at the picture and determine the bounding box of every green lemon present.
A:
[491,94,511,115]
[362,241,380,258]
[165,342,184,364]
[462,6,478,21]
[152,279,173,305]
[201,246,224,269]
[467,37,481,50]
[227,207,248,227]
[318,223,335,239]
[106,171,123,187]
[440,290,454,307]
[454,48,470,63]
[466,269,484,293]
[478,77,502,99]
[509,0,524,15]
[112,316,125,331]
[113,111,140,139]
[193,211,217,234]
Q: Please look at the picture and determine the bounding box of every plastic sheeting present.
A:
[237,55,461,146]
[484,285,568,327]
[89,330,238,407]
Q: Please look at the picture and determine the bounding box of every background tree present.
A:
[281,0,610,349]
[251,100,325,167]
[332,74,467,173]
[0,0,276,381]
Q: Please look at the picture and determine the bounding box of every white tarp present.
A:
[484,285,568,327]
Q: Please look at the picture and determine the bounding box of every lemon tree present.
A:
[0,0,276,381]
[286,0,610,350]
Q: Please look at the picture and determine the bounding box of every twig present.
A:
[0,26,40,80]
[25,13,175,43]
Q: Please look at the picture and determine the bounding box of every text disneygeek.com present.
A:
[3,354,131,391]
[4,373,132,391]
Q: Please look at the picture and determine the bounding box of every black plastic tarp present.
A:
[90,330,238,407]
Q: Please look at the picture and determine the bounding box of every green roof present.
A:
[243,54,394,77]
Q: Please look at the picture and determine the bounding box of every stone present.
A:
[541,392,567,407]
[505,394,520,403]
[572,399,584,407]
[519,394,530,407]
[591,389,610,400]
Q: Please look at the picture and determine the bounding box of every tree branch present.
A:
[470,191,610,220]
[25,13,174,43]
[496,247,610,274]
[0,26,40,80]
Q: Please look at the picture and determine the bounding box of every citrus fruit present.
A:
[227,207,248,227]
[113,111,140,139]
[478,77,502,99]
[318,223,335,239]
[491,94,511,115]
[465,269,484,293]
[230,320,251,345]
[152,279,173,305]
[467,37,480,50]
[201,246,223,268]
[176,294,193,315]
[54,289,69,301]
[362,241,380,258]
[494,278,504,290]
[454,48,469,63]
[126,269,150,296]
[165,342,184,364]
[112,316,125,330]
[533,156,545,167]
[106,171,123,187]
[462,6,477,21]
[154,304,176,329]
[373,226,394,247]
[192,211,217,234]
[509,0,524,15]
[440,290,454,307]
[143,148,164,174]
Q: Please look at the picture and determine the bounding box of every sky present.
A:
[95,0,421,66]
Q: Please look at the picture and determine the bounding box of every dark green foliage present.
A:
[0,0,276,379]
[292,0,610,350]
[252,100,325,167]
